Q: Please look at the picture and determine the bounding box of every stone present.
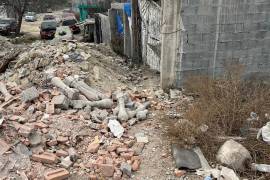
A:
[120,163,132,177]
[128,118,137,126]
[174,169,186,177]
[52,95,70,110]
[217,140,252,171]
[108,119,124,138]
[100,164,115,177]
[21,87,39,102]
[44,168,69,180]
[60,156,73,168]
[27,105,35,114]
[136,110,148,121]
[171,144,202,170]
[0,139,10,155]
[29,131,42,146]
[132,142,145,155]
[32,152,58,164]
[68,147,78,162]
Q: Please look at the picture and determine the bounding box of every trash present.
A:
[251,163,270,173]
[171,144,202,170]
[108,119,124,138]
[216,140,252,171]
[220,166,239,180]
[257,122,270,144]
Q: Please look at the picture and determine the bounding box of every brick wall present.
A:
[176,0,270,86]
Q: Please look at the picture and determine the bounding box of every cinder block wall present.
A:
[176,0,270,87]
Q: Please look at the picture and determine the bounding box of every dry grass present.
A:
[163,64,270,178]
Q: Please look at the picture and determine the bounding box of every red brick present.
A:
[107,144,118,152]
[89,175,97,180]
[132,160,141,171]
[120,152,134,160]
[99,164,114,177]
[87,142,100,153]
[34,122,48,129]
[32,152,58,164]
[56,150,68,157]
[174,169,186,177]
[44,168,69,180]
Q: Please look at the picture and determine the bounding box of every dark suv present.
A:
[0,18,17,36]
[40,20,58,39]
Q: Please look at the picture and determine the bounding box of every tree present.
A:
[0,0,29,35]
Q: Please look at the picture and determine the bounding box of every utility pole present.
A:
[160,0,182,90]
[131,0,142,65]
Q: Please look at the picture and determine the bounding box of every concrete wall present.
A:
[176,0,270,86]
[98,13,111,44]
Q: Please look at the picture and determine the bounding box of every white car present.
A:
[25,12,37,22]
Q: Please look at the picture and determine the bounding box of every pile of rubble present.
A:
[0,39,154,179]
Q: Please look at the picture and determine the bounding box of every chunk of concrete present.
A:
[120,162,132,177]
[21,87,39,102]
[216,140,252,171]
[52,95,70,110]
[108,119,124,138]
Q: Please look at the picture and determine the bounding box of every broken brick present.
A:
[56,150,69,157]
[87,142,100,153]
[99,164,115,177]
[132,160,141,171]
[89,175,97,180]
[174,169,186,177]
[116,147,128,154]
[0,139,10,155]
[32,152,58,164]
[34,122,48,129]
[18,124,34,137]
[44,168,69,180]
[57,136,69,143]
[120,151,134,160]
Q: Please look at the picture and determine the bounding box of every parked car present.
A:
[43,15,55,21]
[40,20,57,39]
[62,18,80,34]
[47,8,53,13]
[25,12,37,22]
[0,18,17,36]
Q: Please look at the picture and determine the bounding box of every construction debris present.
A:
[0,38,153,179]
